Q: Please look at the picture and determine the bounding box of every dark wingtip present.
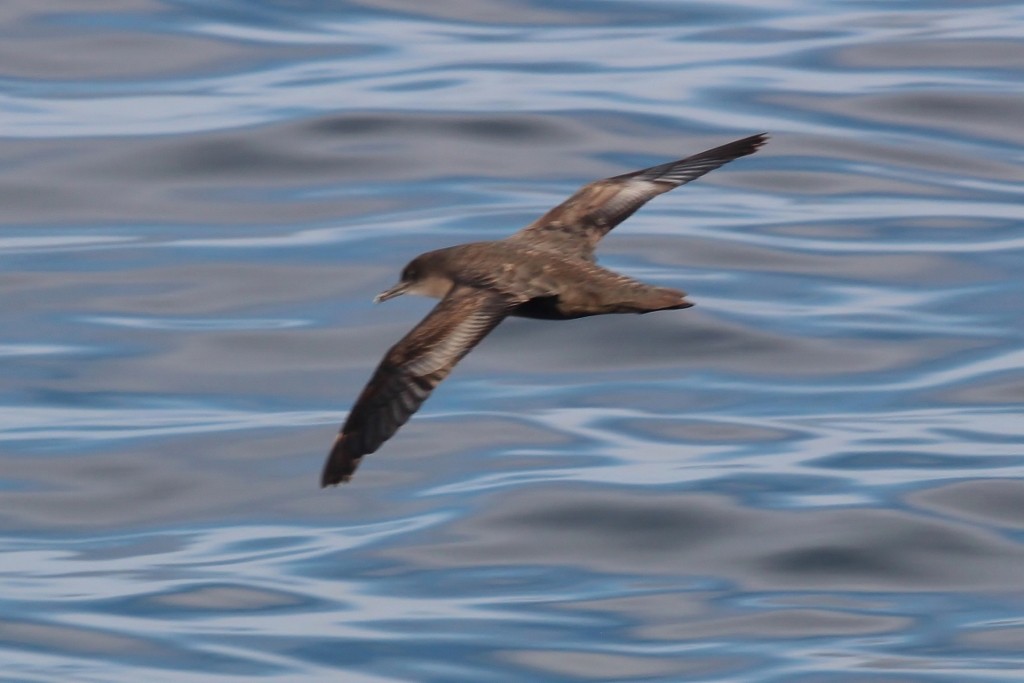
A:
[320,433,360,487]
[614,132,769,186]
[733,132,770,156]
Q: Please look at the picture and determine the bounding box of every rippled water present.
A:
[2,1,1023,680]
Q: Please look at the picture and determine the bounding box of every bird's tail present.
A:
[320,434,361,487]
[635,287,694,314]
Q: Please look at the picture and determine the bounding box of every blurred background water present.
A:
[2,1,1023,681]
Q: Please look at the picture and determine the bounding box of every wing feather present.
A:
[321,287,512,485]
[509,133,767,260]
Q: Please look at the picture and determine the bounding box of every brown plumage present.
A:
[322,133,767,486]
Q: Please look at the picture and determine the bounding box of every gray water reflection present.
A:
[2,0,1024,681]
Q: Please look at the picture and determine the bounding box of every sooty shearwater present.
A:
[321,133,768,486]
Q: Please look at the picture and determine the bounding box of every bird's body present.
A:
[322,133,768,486]
[399,241,692,320]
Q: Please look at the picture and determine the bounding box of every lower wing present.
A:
[321,286,513,486]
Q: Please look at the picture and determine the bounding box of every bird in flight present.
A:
[322,133,768,486]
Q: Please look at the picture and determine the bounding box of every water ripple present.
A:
[2,0,1023,680]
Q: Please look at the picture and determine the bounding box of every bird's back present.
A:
[428,241,690,320]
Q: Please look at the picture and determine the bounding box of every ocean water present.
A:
[2,1,1023,681]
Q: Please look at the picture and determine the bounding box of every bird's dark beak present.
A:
[374,281,409,304]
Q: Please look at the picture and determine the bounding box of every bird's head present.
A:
[374,254,452,303]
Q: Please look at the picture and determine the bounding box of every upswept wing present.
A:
[509,133,767,261]
[321,286,514,486]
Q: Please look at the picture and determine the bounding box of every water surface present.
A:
[2,0,1023,680]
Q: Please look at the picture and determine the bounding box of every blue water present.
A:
[2,1,1023,680]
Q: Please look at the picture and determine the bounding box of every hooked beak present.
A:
[373,281,409,304]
